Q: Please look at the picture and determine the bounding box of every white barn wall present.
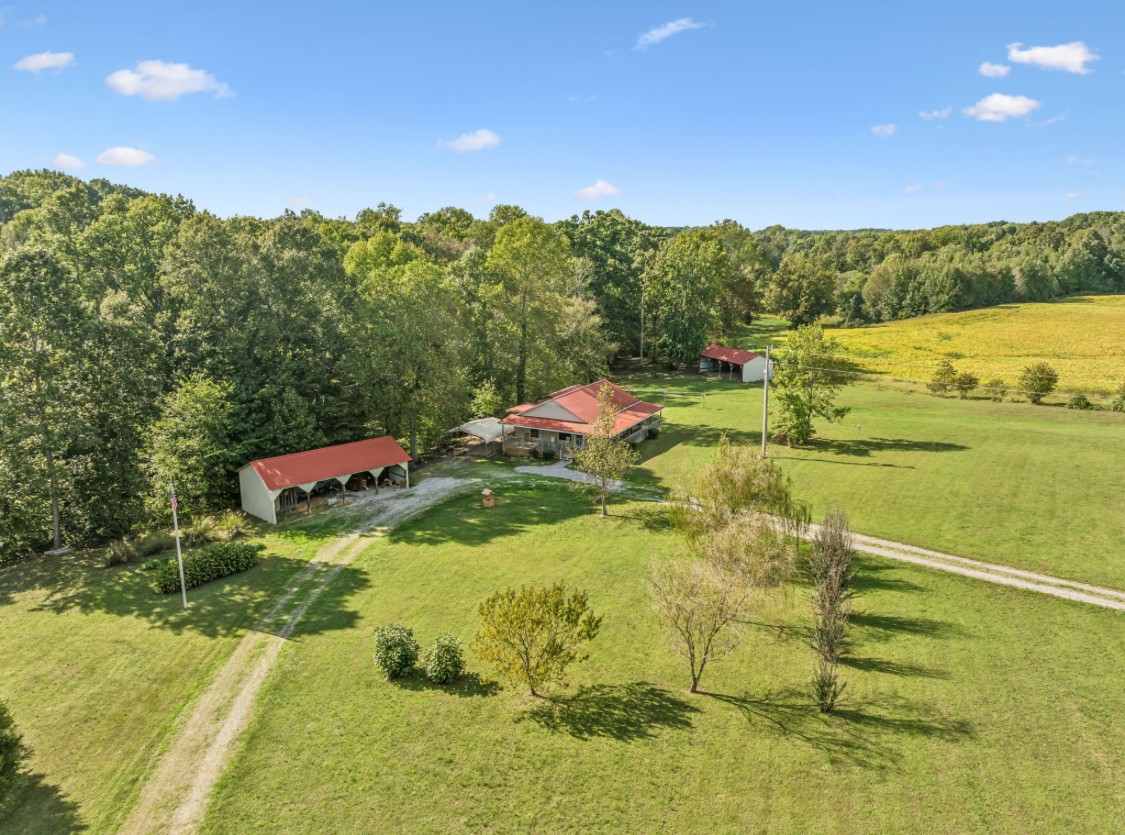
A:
[239,467,278,524]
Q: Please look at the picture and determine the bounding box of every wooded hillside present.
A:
[1,168,1122,561]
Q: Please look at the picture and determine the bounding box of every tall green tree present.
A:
[486,216,573,403]
[765,252,837,327]
[771,325,851,446]
[645,229,726,364]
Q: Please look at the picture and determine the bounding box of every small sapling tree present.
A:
[649,551,755,694]
[572,384,639,516]
[473,583,601,696]
[952,371,980,400]
[807,507,857,712]
[928,360,957,396]
[1018,362,1058,405]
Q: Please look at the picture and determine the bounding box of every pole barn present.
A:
[698,344,771,383]
[238,436,412,524]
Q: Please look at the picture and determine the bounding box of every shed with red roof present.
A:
[698,344,770,383]
[238,436,411,523]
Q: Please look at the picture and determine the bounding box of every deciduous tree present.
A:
[473,583,602,697]
[572,384,639,516]
[770,325,851,446]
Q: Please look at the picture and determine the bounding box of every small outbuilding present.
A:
[238,436,411,524]
[698,344,771,383]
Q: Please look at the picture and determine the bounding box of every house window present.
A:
[559,433,571,442]
[529,429,539,438]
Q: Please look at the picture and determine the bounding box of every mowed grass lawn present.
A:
[624,372,1125,589]
[202,481,1125,833]
[0,520,351,835]
[819,295,1125,396]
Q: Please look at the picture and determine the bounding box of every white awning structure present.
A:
[453,417,504,444]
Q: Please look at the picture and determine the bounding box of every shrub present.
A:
[182,516,219,548]
[983,378,1006,402]
[541,448,557,461]
[1112,398,1125,413]
[373,624,419,680]
[151,541,262,594]
[140,558,168,572]
[529,448,541,460]
[1018,362,1058,405]
[104,537,139,568]
[1066,394,1093,410]
[0,700,26,804]
[135,531,175,557]
[213,510,248,541]
[952,371,979,399]
[647,426,661,440]
[423,633,466,684]
[927,360,957,396]
[812,660,846,713]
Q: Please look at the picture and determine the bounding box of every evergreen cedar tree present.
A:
[1,167,1121,561]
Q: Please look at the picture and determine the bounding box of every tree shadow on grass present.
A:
[850,560,929,595]
[811,437,970,458]
[704,688,974,770]
[0,771,86,833]
[840,656,951,679]
[523,682,701,741]
[25,551,368,640]
[390,671,501,699]
[850,612,972,642]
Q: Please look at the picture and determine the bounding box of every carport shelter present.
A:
[238,436,411,523]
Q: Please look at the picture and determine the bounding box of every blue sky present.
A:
[2,1,1122,229]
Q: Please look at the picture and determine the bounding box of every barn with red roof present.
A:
[698,344,771,383]
[237,436,411,523]
[499,379,663,458]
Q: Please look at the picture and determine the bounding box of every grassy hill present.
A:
[822,295,1125,397]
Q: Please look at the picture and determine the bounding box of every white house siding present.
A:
[239,467,278,524]
[742,356,768,382]
[522,401,583,422]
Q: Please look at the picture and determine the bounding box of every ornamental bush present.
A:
[373,624,419,680]
[0,700,26,805]
[424,633,466,684]
[1112,398,1125,413]
[104,537,139,568]
[151,541,263,594]
[1066,394,1093,410]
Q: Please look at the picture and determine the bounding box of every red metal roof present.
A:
[699,344,759,365]
[500,380,663,436]
[245,437,411,491]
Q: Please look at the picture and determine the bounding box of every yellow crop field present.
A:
[825,295,1125,396]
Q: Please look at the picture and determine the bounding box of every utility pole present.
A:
[760,345,771,458]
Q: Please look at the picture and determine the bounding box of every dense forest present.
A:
[1,168,1123,562]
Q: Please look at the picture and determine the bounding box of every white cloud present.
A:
[13,51,75,73]
[935,180,949,189]
[575,179,621,200]
[1066,191,1082,199]
[902,184,923,194]
[962,93,1040,122]
[288,196,311,207]
[1066,154,1095,166]
[437,128,501,153]
[871,123,897,137]
[1040,112,1067,126]
[1007,41,1098,74]
[476,193,498,204]
[52,153,84,170]
[106,60,232,101]
[918,107,952,120]
[635,18,706,50]
[21,14,47,27]
[978,61,1010,78]
[96,146,156,166]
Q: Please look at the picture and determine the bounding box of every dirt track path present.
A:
[120,477,472,835]
[526,461,1125,611]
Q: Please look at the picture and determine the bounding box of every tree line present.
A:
[1,167,1122,561]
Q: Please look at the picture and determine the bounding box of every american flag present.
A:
[170,491,178,512]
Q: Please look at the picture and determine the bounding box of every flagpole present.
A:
[170,482,188,610]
